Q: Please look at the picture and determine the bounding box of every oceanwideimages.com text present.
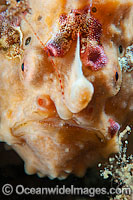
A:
[2,184,132,197]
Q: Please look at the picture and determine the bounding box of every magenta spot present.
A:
[89,50,100,63]
[81,44,107,71]
[108,118,120,138]
[46,41,64,57]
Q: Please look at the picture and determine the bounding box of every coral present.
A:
[0,0,132,179]
[99,126,133,200]
[0,0,29,58]
[119,44,133,72]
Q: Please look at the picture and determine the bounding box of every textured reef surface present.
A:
[0,0,132,179]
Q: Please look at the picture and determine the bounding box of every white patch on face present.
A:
[64,33,94,113]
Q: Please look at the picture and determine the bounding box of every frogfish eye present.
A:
[115,71,119,81]
[119,45,123,54]
[25,37,31,46]
[21,63,24,72]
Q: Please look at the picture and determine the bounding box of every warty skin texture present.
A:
[0,0,132,179]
